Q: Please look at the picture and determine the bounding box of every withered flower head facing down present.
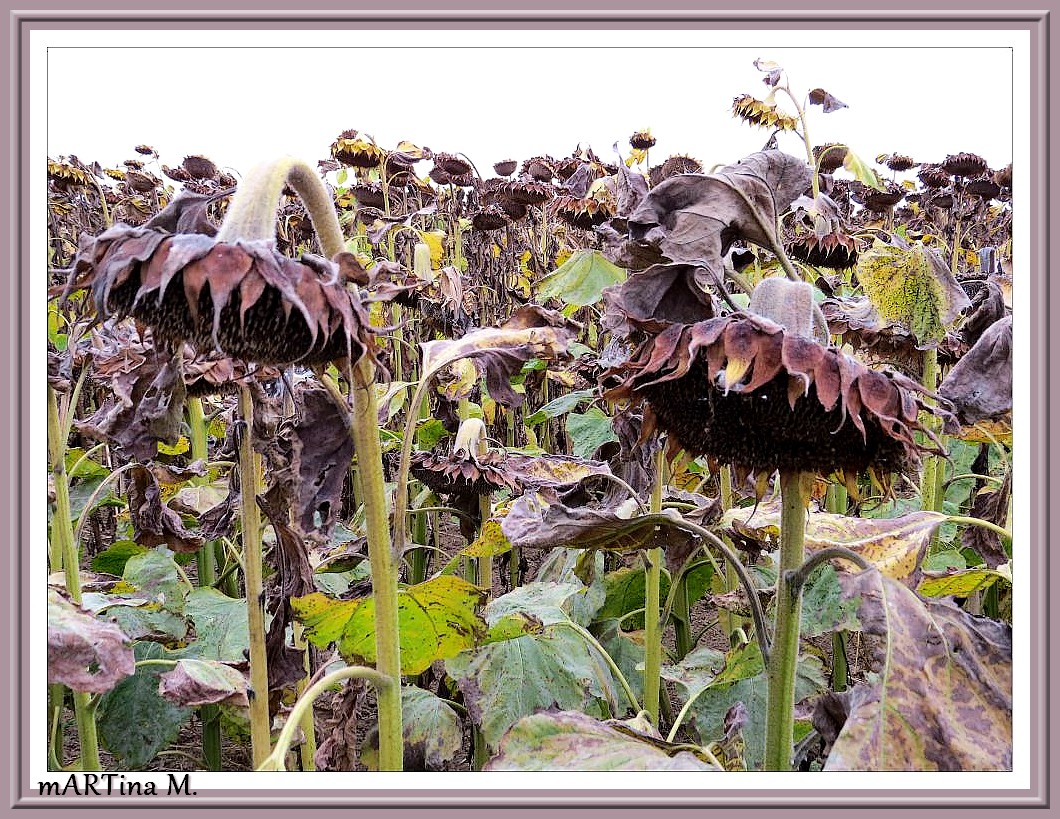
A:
[470,205,511,231]
[941,152,989,178]
[630,130,657,150]
[135,144,157,156]
[500,178,554,206]
[732,94,800,131]
[813,144,848,174]
[182,155,219,181]
[330,130,385,168]
[553,195,615,230]
[520,156,556,182]
[787,231,860,270]
[917,165,950,189]
[62,190,376,368]
[853,180,905,212]
[965,176,1002,200]
[649,154,704,187]
[493,159,518,177]
[433,152,473,177]
[993,163,1013,189]
[606,312,950,487]
[878,153,916,172]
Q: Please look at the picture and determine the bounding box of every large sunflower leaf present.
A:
[47,589,136,694]
[626,150,811,284]
[854,235,971,346]
[722,500,946,587]
[663,642,827,771]
[822,569,1012,771]
[445,628,617,753]
[485,710,718,771]
[536,249,627,308]
[292,576,486,675]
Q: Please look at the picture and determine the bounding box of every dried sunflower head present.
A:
[917,165,950,189]
[878,153,916,172]
[182,155,219,181]
[787,231,861,270]
[500,178,554,206]
[330,130,385,168]
[993,163,1013,189]
[965,176,1002,200]
[605,313,951,488]
[520,156,555,182]
[553,194,615,230]
[630,130,657,150]
[493,159,518,177]
[649,154,704,187]
[813,144,848,174]
[433,152,473,177]
[941,152,988,178]
[732,94,800,131]
[62,193,377,368]
[470,205,511,231]
[853,180,905,212]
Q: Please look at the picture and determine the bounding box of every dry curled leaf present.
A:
[48,589,135,693]
[624,151,812,282]
[939,316,1012,425]
[126,464,204,553]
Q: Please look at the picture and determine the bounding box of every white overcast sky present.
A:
[42,29,1019,179]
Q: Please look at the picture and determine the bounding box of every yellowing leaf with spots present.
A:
[462,519,513,558]
[722,501,947,586]
[918,564,1011,599]
[854,236,970,346]
[292,576,487,675]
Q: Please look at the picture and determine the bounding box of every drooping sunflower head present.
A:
[732,94,799,131]
[62,193,377,369]
[605,313,951,489]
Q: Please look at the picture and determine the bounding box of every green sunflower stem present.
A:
[346,361,404,772]
[187,396,222,770]
[238,385,272,768]
[642,446,666,727]
[920,346,942,515]
[763,470,810,772]
[47,384,102,772]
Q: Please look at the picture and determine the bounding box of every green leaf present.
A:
[597,567,670,630]
[524,389,596,427]
[565,407,618,460]
[399,686,464,770]
[123,548,187,614]
[183,588,250,662]
[66,477,123,522]
[917,564,1010,598]
[445,627,617,752]
[664,644,827,771]
[293,576,487,675]
[800,564,862,637]
[486,710,717,771]
[65,449,109,480]
[842,149,886,191]
[854,236,970,346]
[415,418,448,451]
[91,540,147,576]
[461,519,512,558]
[535,249,627,308]
[96,642,192,769]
